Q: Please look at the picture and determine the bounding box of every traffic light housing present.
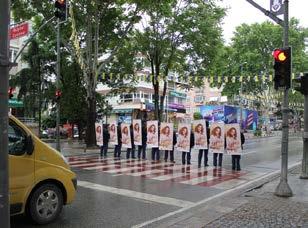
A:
[294,73,308,95]
[54,0,67,21]
[273,47,291,90]
[8,87,14,99]
[55,90,62,101]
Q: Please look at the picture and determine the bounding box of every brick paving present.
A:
[206,195,308,228]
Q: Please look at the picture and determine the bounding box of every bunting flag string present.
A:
[96,72,306,86]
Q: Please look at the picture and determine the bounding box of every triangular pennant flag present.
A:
[269,75,273,82]
[239,76,243,82]
[224,76,228,83]
[262,75,266,82]
[110,72,113,80]
[210,76,214,83]
[254,75,259,82]
[292,73,295,80]
[232,76,236,83]
[218,76,221,83]
[247,75,251,82]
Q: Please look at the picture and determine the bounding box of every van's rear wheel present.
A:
[28,184,63,225]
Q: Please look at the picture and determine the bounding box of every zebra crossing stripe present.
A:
[71,159,146,168]
[83,160,147,171]
[104,162,174,174]
[151,168,201,181]
[180,174,217,185]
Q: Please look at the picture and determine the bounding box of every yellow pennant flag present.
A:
[239,76,243,82]
[224,76,229,83]
[254,75,259,82]
[210,76,214,83]
[110,72,113,80]
[269,75,273,82]
[232,76,236,83]
[247,75,251,82]
[262,75,266,82]
[292,73,295,80]
[101,72,106,80]
[218,76,221,83]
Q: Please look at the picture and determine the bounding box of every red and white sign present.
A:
[10,23,29,40]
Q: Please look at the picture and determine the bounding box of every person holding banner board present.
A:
[121,124,135,159]
[209,123,224,167]
[193,120,210,168]
[95,122,104,155]
[159,123,175,163]
[138,121,147,160]
[114,123,122,159]
[177,124,194,165]
[225,124,243,171]
[147,121,160,161]
[133,119,144,159]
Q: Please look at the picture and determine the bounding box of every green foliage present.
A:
[193,112,203,120]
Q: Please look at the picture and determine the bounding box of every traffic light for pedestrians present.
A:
[272,47,291,90]
[55,90,62,101]
[54,0,67,21]
[294,73,308,95]
[8,87,14,99]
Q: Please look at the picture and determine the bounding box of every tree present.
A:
[132,0,225,121]
[216,19,308,99]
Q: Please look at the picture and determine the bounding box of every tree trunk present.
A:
[85,96,96,147]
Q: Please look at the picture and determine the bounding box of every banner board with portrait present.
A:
[95,122,104,146]
[109,121,118,145]
[193,120,208,150]
[121,123,132,149]
[176,123,191,152]
[147,121,159,148]
[132,119,142,146]
[159,122,174,151]
[209,122,224,154]
[225,123,242,155]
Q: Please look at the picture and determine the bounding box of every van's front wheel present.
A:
[28,184,63,225]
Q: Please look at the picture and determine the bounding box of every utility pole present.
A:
[0,0,11,227]
[274,0,293,197]
[246,0,292,197]
[240,62,247,129]
[56,18,61,152]
[298,73,308,179]
[300,92,308,178]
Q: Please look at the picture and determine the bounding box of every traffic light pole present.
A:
[300,93,308,178]
[56,18,61,152]
[274,0,293,197]
[0,0,10,227]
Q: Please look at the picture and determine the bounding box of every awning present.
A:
[9,99,23,108]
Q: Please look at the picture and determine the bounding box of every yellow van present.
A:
[8,115,77,224]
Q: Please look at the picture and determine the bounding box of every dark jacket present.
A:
[117,124,122,145]
[190,132,194,150]
[241,132,245,149]
[103,125,110,145]
[173,131,177,146]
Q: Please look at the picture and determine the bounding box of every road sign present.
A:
[270,0,284,16]
[10,22,29,40]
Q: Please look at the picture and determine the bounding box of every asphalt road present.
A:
[11,135,303,228]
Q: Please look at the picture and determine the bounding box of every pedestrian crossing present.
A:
[67,155,265,190]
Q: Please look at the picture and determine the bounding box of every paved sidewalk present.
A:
[148,166,308,228]
[205,167,308,228]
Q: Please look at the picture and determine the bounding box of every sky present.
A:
[220,0,308,43]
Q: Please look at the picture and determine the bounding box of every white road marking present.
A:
[213,179,247,190]
[132,161,301,228]
[78,180,194,208]
[70,159,144,168]
[180,174,217,185]
[128,169,165,177]
[103,162,172,174]
[151,168,202,181]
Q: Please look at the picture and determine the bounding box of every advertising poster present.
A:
[95,122,104,146]
[193,120,208,150]
[243,109,258,131]
[159,122,174,151]
[121,123,132,149]
[209,122,224,154]
[225,123,242,155]
[109,121,118,145]
[200,105,224,122]
[176,123,191,152]
[147,121,159,148]
[133,119,142,146]
[224,105,238,124]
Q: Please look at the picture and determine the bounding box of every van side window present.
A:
[8,120,27,156]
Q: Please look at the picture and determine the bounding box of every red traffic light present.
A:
[55,90,62,99]
[8,87,14,99]
[55,0,65,7]
[273,49,287,62]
